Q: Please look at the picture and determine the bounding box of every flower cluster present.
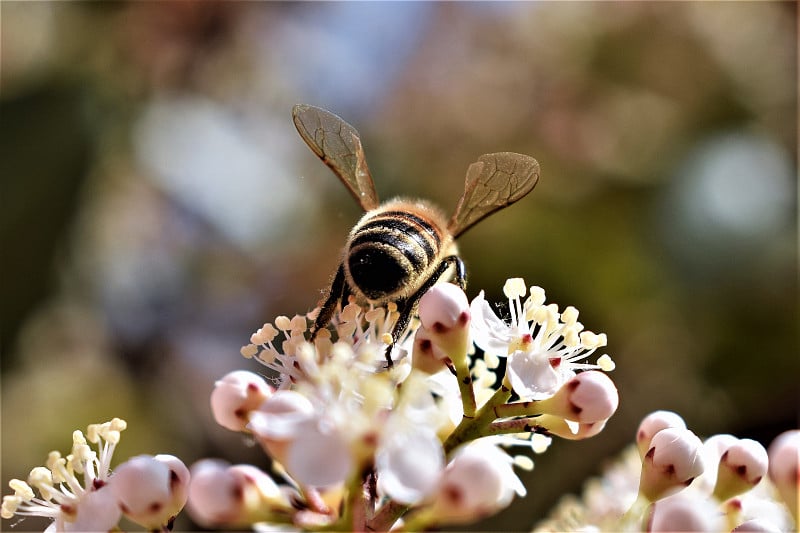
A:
[1,419,189,532]
[535,411,799,532]
[192,278,619,530]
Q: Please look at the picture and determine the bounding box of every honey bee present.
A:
[293,104,540,366]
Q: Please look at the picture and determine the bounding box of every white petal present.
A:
[469,292,514,356]
[247,390,315,440]
[376,429,444,504]
[63,487,122,532]
[285,420,352,487]
[506,351,562,399]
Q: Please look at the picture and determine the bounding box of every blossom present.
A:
[2,419,126,532]
[470,279,613,400]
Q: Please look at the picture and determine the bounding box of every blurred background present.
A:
[1,2,797,531]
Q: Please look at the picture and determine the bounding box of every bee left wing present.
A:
[292,104,380,211]
[448,152,540,238]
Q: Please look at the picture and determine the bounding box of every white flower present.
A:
[470,279,612,400]
[1,419,126,531]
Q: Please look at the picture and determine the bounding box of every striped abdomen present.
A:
[344,200,453,302]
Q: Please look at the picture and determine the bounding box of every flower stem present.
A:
[368,499,409,532]
[452,358,477,419]
[488,417,541,435]
[443,378,513,455]
[494,399,544,418]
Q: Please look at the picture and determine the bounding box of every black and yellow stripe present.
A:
[346,208,443,301]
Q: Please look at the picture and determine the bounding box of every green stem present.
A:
[494,399,544,418]
[452,358,477,419]
[443,377,513,455]
[368,499,409,532]
[487,416,542,436]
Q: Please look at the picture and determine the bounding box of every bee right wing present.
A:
[448,152,540,238]
[292,104,380,211]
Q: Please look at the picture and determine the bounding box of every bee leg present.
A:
[310,263,348,341]
[383,255,467,367]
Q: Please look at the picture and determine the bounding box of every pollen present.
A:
[503,278,527,299]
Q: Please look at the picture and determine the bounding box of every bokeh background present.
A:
[2,2,797,531]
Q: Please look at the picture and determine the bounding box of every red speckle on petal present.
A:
[458,311,470,326]
[443,484,464,506]
[169,469,181,491]
[247,382,259,392]
[433,322,447,334]
[522,334,533,344]
[549,357,562,369]
[149,501,163,514]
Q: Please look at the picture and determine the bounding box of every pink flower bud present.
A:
[647,491,723,532]
[637,411,687,458]
[211,371,274,432]
[416,284,471,369]
[640,427,706,502]
[538,371,619,424]
[713,438,768,501]
[534,414,608,440]
[427,443,523,525]
[109,454,190,530]
[418,283,470,332]
[186,460,286,527]
[732,519,783,532]
[411,327,449,374]
[767,429,799,522]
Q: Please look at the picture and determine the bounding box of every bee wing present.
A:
[448,152,540,238]
[292,104,380,211]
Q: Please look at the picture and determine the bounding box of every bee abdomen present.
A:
[346,210,442,301]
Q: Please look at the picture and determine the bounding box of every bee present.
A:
[293,104,540,366]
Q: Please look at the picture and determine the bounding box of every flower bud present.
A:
[536,371,619,424]
[640,427,705,502]
[211,370,274,432]
[417,284,470,367]
[186,460,288,527]
[426,443,523,525]
[534,414,608,440]
[712,439,768,502]
[732,518,783,532]
[647,491,723,532]
[411,327,449,375]
[767,429,799,522]
[109,454,190,529]
[419,283,470,331]
[636,411,687,458]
